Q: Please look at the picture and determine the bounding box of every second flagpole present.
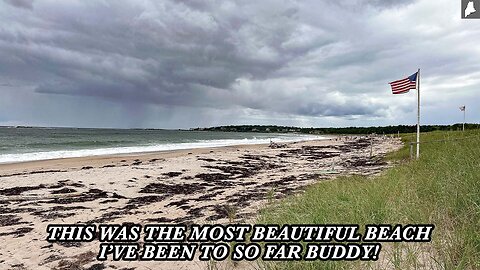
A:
[416,68,420,159]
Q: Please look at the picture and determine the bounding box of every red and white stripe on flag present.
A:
[389,72,417,94]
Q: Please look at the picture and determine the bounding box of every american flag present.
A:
[459,105,465,111]
[389,72,418,94]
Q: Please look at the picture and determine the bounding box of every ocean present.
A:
[0,127,324,163]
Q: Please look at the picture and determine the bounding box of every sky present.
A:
[0,0,479,129]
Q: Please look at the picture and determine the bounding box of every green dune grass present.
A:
[256,130,480,269]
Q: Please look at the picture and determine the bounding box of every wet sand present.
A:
[0,136,403,270]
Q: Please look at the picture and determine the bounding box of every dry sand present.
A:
[0,135,403,270]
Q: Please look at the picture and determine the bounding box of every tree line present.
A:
[191,124,480,135]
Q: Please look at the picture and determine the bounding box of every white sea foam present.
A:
[0,134,326,164]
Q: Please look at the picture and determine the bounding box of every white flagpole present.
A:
[416,68,420,159]
[463,106,465,131]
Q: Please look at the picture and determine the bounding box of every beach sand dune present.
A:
[0,136,402,270]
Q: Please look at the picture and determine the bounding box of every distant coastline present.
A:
[3,123,478,134]
[191,123,480,135]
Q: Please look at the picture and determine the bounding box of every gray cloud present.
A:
[0,0,479,128]
[3,0,34,10]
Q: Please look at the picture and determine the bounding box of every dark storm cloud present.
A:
[4,0,34,9]
[0,0,479,128]
[1,0,328,113]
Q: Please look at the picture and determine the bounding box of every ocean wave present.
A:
[0,135,325,164]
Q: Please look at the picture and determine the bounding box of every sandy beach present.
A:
[0,136,403,270]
